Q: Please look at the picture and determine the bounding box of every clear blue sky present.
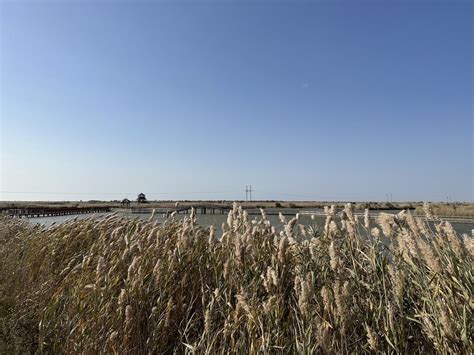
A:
[1,0,472,202]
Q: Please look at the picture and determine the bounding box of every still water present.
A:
[26,208,474,236]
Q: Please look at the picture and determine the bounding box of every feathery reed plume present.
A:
[371,227,380,238]
[417,238,441,274]
[443,222,463,255]
[234,234,245,265]
[404,210,419,234]
[328,220,338,236]
[346,218,356,238]
[125,305,134,330]
[440,307,454,339]
[127,256,140,281]
[323,205,336,235]
[279,212,287,224]
[223,259,231,280]
[333,280,350,332]
[416,217,429,235]
[190,207,196,224]
[227,211,233,228]
[320,286,331,315]
[377,213,395,237]
[148,208,156,221]
[344,203,355,223]
[387,264,404,304]
[398,229,420,259]
[329,241,339,271]
[96,256,106,284]
[423,202,435,219]
[285,217,298,238]
[298,224,307,237]
[235,292,251,321]
[208,225,217,245]
[263,295,278,314]
[263,266,278,292]
[364,208,370,229]
[462,234,474,259]
[297,278,311,316]
[278,236,288,264]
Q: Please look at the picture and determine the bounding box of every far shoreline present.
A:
[1,200,473,217]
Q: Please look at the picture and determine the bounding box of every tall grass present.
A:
[0,204,472,353]
[415,202,474,218]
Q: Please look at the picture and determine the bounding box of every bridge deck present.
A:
[1,207,111,218]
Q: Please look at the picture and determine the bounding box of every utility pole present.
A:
[249,185,252,202]
[245,186,248,201]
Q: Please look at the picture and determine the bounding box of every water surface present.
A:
[25,209,474,236]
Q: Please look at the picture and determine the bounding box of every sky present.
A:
[0,0,472,202]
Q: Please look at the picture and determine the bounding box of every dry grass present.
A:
[0,204,472,353]
[415,203,474,218]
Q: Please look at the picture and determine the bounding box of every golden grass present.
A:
[415,203,474,218]
[0,204,472,353]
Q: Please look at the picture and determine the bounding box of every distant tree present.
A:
[137,193,147,203]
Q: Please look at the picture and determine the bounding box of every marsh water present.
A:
[26,208,474,236]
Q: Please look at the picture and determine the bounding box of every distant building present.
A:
[137,193,147,203]
[121,198,130,207]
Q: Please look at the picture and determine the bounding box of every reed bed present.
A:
[0,204,472,353]
[415,203,474,218]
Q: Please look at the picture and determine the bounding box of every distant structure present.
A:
[137,193,147,203]
[245,185,252,201]
[121,198,131,207]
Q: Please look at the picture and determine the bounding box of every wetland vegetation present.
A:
[0,203,472,353]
